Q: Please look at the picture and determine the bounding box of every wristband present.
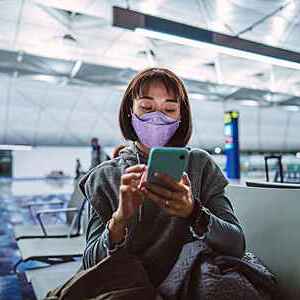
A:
[190,198,210,228]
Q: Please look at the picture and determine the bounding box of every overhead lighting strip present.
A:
[113,6,300,71]
[0,145,33,151]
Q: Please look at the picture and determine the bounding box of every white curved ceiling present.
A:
[0,0,299,151]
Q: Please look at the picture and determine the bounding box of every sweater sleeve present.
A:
[190,153,246,258]
[80,166,118,269]
[83,207,111,269]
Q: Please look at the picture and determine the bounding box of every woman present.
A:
[80,68,276,299]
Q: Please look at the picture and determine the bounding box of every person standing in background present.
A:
[90,137,110,169]
[75,158,82,179]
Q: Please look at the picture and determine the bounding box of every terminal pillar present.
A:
[224,111,240,179]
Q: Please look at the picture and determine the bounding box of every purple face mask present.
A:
[131,111,180,148]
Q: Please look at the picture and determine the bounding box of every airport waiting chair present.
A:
[226,184,300,300]
[25,261,82,300]
[246,180,300,189]
[14,184,88,271]
[19,180,88,299]
[14,181,85,240]
[15,235,85,270]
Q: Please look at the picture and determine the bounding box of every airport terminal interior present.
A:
[0,0,300,299]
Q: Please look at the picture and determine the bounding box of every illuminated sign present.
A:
[224,111,240,179]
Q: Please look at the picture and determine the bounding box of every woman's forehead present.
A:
[139,80,176,97]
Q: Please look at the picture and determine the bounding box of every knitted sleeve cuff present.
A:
[103,221,128,256]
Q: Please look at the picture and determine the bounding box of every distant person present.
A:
[90,138,110,169]
[75,158,82,179]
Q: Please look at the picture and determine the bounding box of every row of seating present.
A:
[12,182,300,300]
[226,184,300,300]
[13,180,87,299]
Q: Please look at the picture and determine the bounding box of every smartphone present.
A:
[147,147,189,185]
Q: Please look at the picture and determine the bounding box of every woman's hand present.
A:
[114,164,146,224]
[109,164,146,243]
[141,172,194,218]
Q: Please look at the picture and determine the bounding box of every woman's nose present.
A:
[154,100,164,112]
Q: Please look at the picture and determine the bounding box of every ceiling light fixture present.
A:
[0,144,32,151]
[238,100,260,106]
[189,93,207,101]
[283,105,300,112]
[265,93,272,101]
[113,6,300,71]
[214,147,222,154]
[17,51,24,63]
[135,28,300,70]
[28,75,61,84]
[140,0,162,14]
[70,60,82,78]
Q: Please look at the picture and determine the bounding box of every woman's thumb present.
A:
[182,172,191,186]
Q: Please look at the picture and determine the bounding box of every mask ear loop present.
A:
[133,141,140,164]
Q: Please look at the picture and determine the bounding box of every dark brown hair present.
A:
[119,67,192,147]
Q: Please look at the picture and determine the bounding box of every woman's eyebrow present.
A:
[137,95,153,100]
[165,98,178,103]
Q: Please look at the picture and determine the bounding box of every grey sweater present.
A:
[79,144,245,286]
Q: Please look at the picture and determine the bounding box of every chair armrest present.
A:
[22,200,64,208]
[36,208,79,216]
[36,208,79,237]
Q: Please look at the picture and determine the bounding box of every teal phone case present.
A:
[147,147,189,184]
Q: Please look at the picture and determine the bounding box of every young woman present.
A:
[80,68,276,299]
